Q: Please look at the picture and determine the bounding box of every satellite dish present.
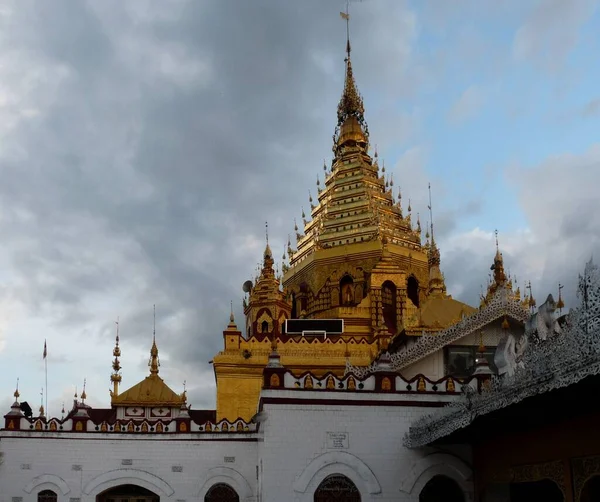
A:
[242,280,253,293]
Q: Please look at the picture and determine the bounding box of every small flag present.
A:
[43,340,47,359]
[340,11,349,20]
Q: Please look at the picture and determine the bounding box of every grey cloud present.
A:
[0,0,422,408]
[447,85,484,124]
[512,0,596,72]
[582,98,600,117]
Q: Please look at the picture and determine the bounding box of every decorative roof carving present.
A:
[404,259,600,448]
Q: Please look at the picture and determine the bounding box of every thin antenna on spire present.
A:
[495,229,499,250]
[153,304,156,339]
[265,221,269,244]
[115,316,120,339]
[346,0,350,55]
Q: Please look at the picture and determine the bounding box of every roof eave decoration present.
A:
[346,287,530,378]
[404,259,600,449]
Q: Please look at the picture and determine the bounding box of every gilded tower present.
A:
[212,25,473,422]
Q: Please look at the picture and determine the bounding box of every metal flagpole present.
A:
[43,339,48,415]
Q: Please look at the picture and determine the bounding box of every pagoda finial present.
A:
[14,378,19,400]
[111,317,122,397]
[149,305,160,375]
[335,4,367,145]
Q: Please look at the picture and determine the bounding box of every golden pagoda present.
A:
[212,23,474,422]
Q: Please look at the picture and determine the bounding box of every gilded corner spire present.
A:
[149,305,160,376]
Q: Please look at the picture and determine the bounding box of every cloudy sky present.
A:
[1,0,599,416]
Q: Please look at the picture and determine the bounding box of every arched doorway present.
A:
[509,479,563,502]
[97,485,159,502]
[314,474,361,502]
[407,276,419,307]
[382,280,397,333]
[38,491,57,502]
[204,483,239,502]
[581,474,600,502]
[419,475,464,502]
[340,275,354,306]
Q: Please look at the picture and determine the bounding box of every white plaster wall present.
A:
[402,350,442,380]
[0,433,257,502]
[257,390,474,502]
[1,392,475,502]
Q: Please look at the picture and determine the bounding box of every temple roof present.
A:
[111,374,184,407]
[417,296,476,330]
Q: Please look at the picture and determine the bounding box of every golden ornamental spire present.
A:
[110,318,122,397]
[81,378,87,403]
[149,305,160,375]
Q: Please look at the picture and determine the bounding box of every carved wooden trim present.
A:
[509,459,567,497]
[572,455,600,502]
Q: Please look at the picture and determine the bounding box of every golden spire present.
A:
[149,305,160,376]
[13,378,19,400]
[110,318,122,397]
[81,378,87,403]
[335,4,368,151]
[226,300,238,331]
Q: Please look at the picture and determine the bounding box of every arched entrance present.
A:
[204,483,240,502]
[314,474,361,502]
[382,280,397,333]
[419,475,464,502]
[407,276,419,307]
[340,275,355,306]
[97,484,159,502]
[38,491,57,502]
[581,475,600,502]
[509,479,563,502]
